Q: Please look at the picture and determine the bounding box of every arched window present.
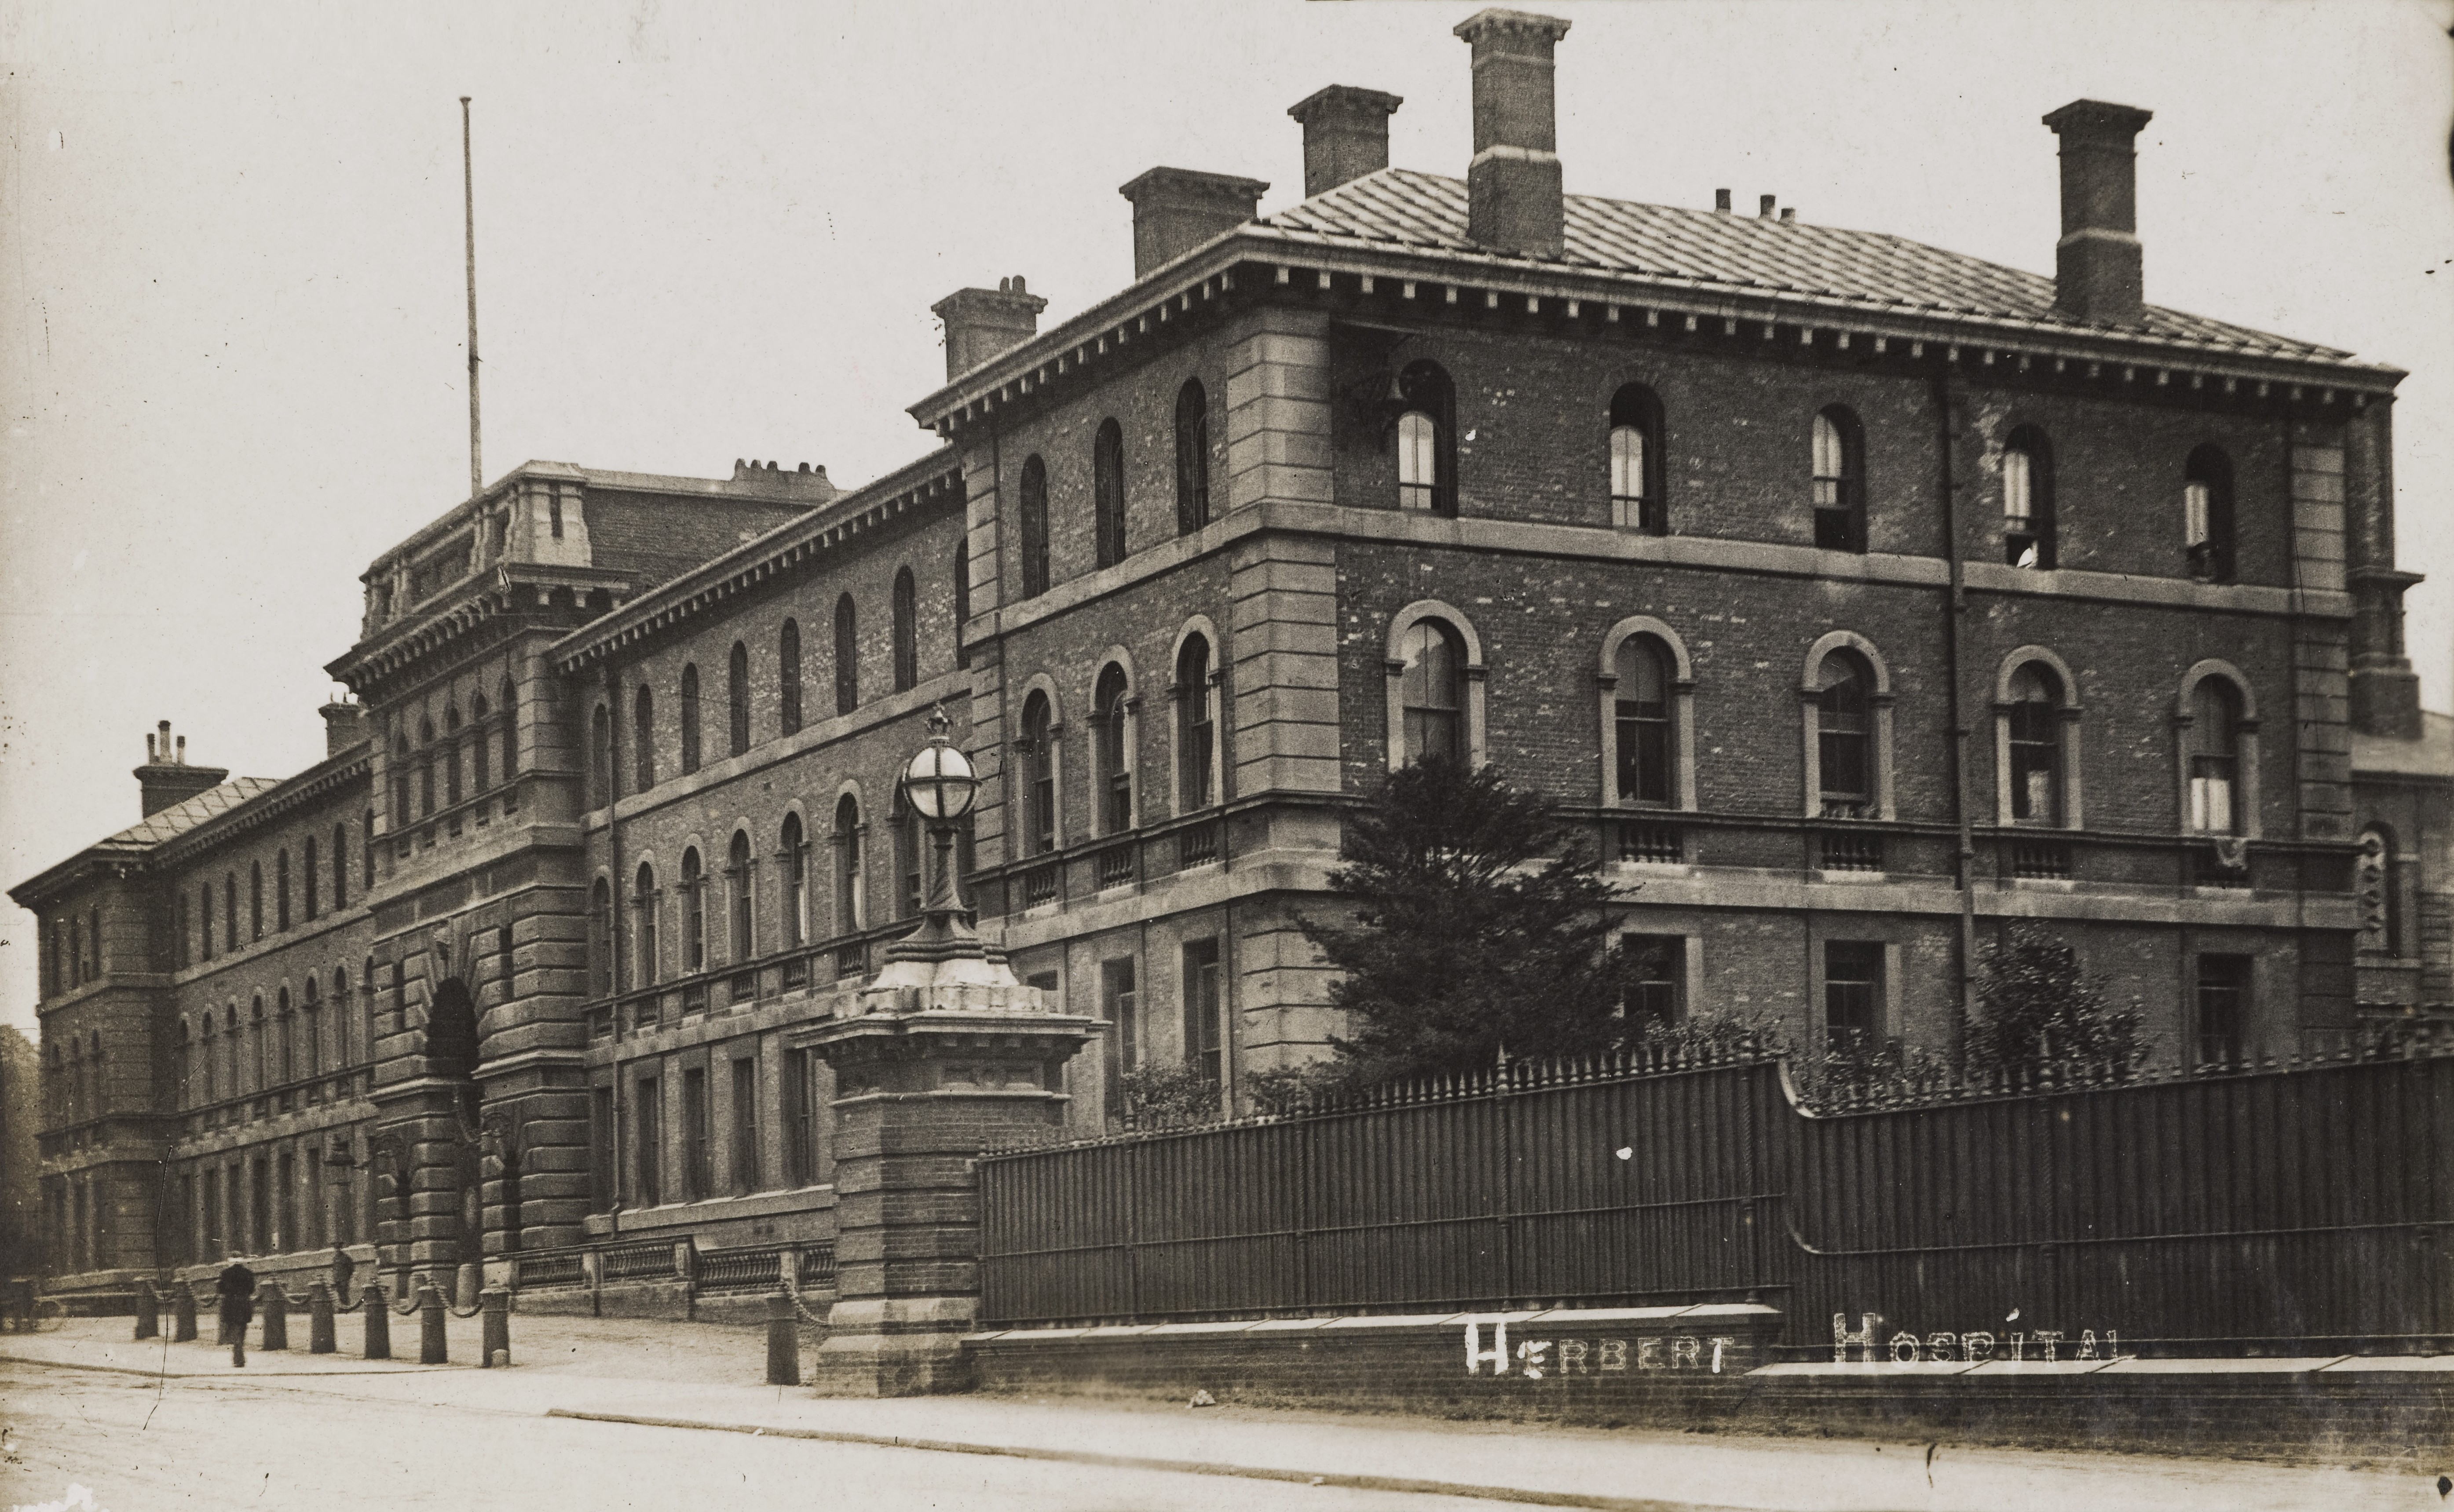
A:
[223,873,238,953]
[303,837,319,921]
[1175,379,1210,535]
[1398,619,1467,766]
[634,862,659,986]
[2187,677,2245,834]
[68,918,83,988]
[952,544,970,669]
[472,694,492,792]
[590,879,614,997]
[834,593,859,716]
[1817,649,1875,813]
[1093,419,1127,570]
[727,830,754,962]
[679,664,702,774]
[2356,826,2399,957]
[1019,692,1057,855]
[444,705,464,806]
[1614,636,1673,804]
[833,794,865,934]
[1018,455,1051,598]
[779,813,807,948]
[333,967,353,1066]
[250,861,265,940]
[1094,663,1132,833]
[2002,426,2055,569]
[392,734,413,828]
[1176,636,1214,811]
[633,686,656,792]
[276,849,292,930]
[891,568,918,693]
[276,986,293,1084]
[199,1015,216,1102]
[779,619,804,735]
[499,678,518,778]
[1812,406,1865,551]
[1608,383,1665,533]
[727,641,750,757]
[2005,663,2065,823]
[418,718,437,816]
[1394,362,1454,515]
[331,823,347,911]
[2184,445,2236,584]
[680,847,706,972]
[590,704,612,807]
[362,810,375,888]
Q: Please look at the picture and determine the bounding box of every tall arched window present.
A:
[590,879,614,996]
[1175,379,1210,535]
[634,862,659,986]
[952,544,970,670]
[727,830,754,962]
[199,1015,216,1102]
[473,694,494,791]
[1394,361,1454,515]
[779,619,803,735]
[1614,636,1673,804]
[303,837,319,921]
[590,704,612,807]
[2187,677,2245,834]
[68,918,83,988]
[680,847,706,972]
[1398,619,1466,766]
[1812,406,1865,551]
[2002,427,2055,569]
[2184,445,2236,584]
[1608,383,1665,533]
[198,888,215,962]
[362,811,374,888]
[2005,663,2064,823]
[418,718,437,816]
[250,861,265,940]
[633,686,657,792]
[1176,636,1214,811]
[444,705,464,806]
[779,814,807,947]
[679,664,702,774]
[1018,455,1051,598]
[833,593,859,715]
[332,823,347,911]
[276,849,292,930]
[1817,649,1875,813]
[223,873,238,952]
[393,734,413,828]
[1019,692,1057,855]
[891,568,918,693]
[1093,419,1127,570]
[727,642,750,757]
[1094,663,1132,833]
[833,794,865,934]
[498,678,518,778]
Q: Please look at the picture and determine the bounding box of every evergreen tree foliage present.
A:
[1965,922,2146,1076]
[1299,758,1651,1084]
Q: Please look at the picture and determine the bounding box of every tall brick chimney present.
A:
[1118,168,1270,279]
[134,720,228,818]
[2345,398,2425,738]
[2042,99,2154,325]
[320,698,369,758]
[1454,8,1572,259]
[931,278,1048,383]
[1288,86,1403,199]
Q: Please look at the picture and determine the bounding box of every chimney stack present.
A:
[1453,8,1572,258]
[133,720,228,818]
[2042,99,2154,325]
[1288,86,1403,198]
[320,698,368,758]
[1118,168,1270,280]
[931,277,1049,383]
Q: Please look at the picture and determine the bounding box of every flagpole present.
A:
[461,95,482,503]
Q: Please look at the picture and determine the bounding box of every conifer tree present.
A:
[1964,922,2145,1076]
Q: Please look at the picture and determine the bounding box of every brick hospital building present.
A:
[16,10,2447,1293]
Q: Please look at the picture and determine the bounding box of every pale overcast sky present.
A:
[4,0,2450,1030]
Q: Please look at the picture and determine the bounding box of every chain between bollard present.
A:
[776,1272,829,1328]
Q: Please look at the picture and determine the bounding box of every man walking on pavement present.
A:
[215,1259,256,1368]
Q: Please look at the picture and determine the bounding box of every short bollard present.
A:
[361,1284,391,1360]
[259,1281,289,1351]
[133,1279,158,1340]
[479,1288,509,1368]
[764,1293,800,1386]
[308,1282,337,1355]
[418,1282,447,1365]
[172,1285,197,1342]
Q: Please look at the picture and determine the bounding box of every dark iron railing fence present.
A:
[978,1034,2454,1353]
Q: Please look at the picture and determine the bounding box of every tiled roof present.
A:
[98,779,283,850]
[1253,169,2361,365]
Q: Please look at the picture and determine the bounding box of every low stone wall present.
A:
[967,1307,2454,1462]
[510,1280,835,1326]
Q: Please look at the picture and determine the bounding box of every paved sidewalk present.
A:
[4,1318,2438,1512]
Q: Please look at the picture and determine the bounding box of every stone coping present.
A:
[965,1302,1782,1343]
